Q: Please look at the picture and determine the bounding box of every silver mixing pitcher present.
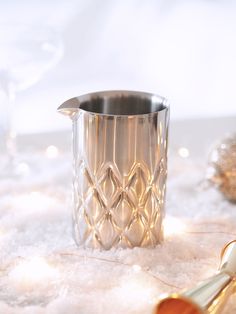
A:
[58,90,169,249]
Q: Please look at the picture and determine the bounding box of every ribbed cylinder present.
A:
[60,91,169,249]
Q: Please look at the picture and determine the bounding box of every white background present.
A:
[0,0,236,133]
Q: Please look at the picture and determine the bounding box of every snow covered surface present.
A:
[0,129,236,314]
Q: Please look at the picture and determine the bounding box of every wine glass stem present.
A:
[6,85,17,164]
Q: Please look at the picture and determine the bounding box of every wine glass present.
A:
[0,23,63,177]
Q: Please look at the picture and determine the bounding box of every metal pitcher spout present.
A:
[57,97,81,117]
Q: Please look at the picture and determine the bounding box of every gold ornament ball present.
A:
[207,133,236,202]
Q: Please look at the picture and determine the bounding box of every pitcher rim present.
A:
[58,90,169,117]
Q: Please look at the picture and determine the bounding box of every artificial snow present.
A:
[0,150,235,314]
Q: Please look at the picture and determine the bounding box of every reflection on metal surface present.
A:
[208,133,236,202]
[58,90,169,249]
[154,240,236,314]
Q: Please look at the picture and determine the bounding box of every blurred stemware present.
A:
[0,23,63,177]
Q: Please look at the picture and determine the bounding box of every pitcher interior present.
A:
[79,93,166,115]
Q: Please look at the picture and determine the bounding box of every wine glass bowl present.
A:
[0,23,63,176]
[0,24,63,92]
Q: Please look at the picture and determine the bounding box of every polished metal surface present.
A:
[58,90,169,249]
[154,240,236,314]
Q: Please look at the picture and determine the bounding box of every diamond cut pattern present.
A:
[99,167,120,202]
[72,110,168,249]
[111,192,134,229]
[74,161,167,249]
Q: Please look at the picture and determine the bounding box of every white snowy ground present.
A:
[0,138,236,314]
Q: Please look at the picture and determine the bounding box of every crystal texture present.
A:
[69,92,169,249]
